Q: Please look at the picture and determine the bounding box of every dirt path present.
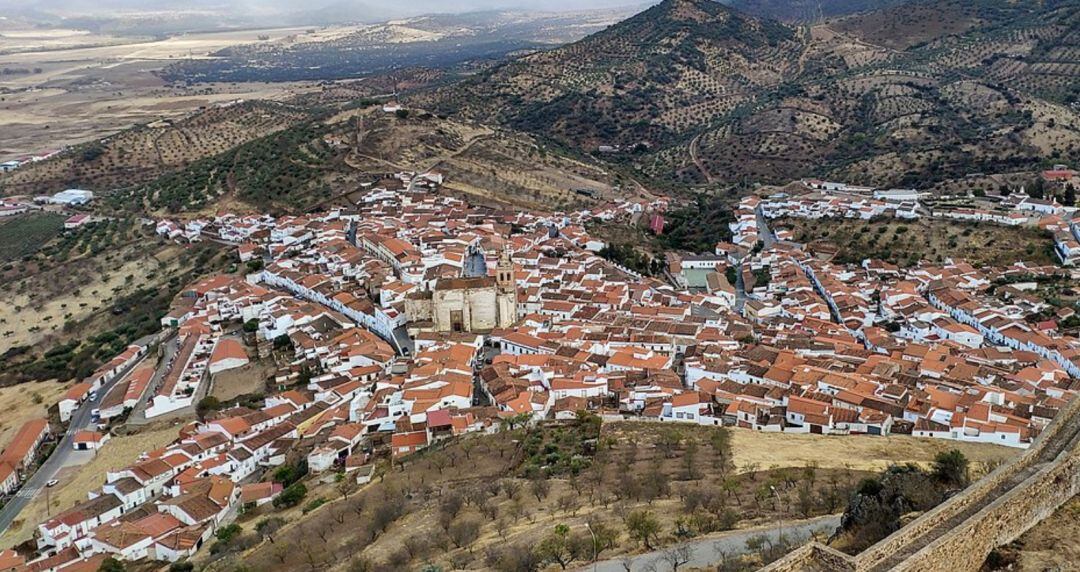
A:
[689,132,713,184]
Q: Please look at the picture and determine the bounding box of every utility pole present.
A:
[585,522,598,572]
[771,485,784,548]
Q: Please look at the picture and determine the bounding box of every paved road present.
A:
[734,261,748,315]
[756,206,777,249]
[0,351,150,535]
[578,514,840,572]
[734,206,778,316]
[127,335,179,426]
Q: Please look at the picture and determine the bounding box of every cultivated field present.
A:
[0,214,64,264]
[1,100,315,198]
[196,419,1017,572]
[782,217,1057,268]
[0,25,322,162]
[0,234,186,354]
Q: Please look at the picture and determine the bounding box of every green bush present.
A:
[303,497,327,514]
[273,483,308,509]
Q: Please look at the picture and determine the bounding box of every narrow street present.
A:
[127,335,180,426]
[735,206,777,315]
[756,205,777,249]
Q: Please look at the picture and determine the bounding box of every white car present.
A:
[46,479,59,488]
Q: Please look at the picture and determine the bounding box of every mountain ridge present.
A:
[420,0,1080,189]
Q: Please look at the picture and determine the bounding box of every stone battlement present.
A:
[761,394,1080,572]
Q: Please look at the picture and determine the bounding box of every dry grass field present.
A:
[344,110,620,210]
[0,423,179,548]
[0,382,67,446]
[210,361,274,402]
[730,428,1017,474]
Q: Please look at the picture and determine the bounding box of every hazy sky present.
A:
[2,0,647,14]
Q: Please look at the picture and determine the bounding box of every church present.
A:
[405,248,517,334]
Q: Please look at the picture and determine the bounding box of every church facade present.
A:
[405,249,517,334]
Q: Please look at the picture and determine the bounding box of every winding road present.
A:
[578,514,840,572]
[0,347,153,535]
[689,133,714,184]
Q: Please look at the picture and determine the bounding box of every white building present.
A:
[49,189,94,206]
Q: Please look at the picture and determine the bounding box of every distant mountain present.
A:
[719,0,905,22]
[422,0,1080,189]
[157,8,641,83]
[423,0,800,152]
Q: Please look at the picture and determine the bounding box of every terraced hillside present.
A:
[94,105,620,215]
[423,0,802,155]
[422,0,1080,190]
[720,0,904,22]
[0,101,314,197]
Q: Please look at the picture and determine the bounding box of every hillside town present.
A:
[0,171,1077,570]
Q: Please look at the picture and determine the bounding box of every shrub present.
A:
[932,449,969,487]
[216,523,242,542]
[303,497,327,514]
[273,483,308,509]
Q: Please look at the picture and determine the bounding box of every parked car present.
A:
[46,479,59,488]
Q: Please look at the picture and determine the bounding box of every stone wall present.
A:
[760,394,1080,572]
[893,445,1080,571]
[762,543,855,572]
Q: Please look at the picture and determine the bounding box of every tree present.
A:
[273,334,294,350]
[625,510,661,550]
[709,428,732,473]
[448,517,482,549]
[216,523,242,542]
[196,395,222,420]
[661,543,693,571]
[98,558,125,572]
[1064,183,1076,206]
[273,483,307,508]
[438,492,465,530]
[932,449,969,487]
[683,438,699,480]
[337,478,356,500]
[536,524,583,570]
[721,477,742,505]
[585,519,618,560]
[242,318,259,333]
[256,517,285,543]
[403,535,430,560]
[658,427,682,457]
[487,543,542,572]
[530,476,551,502]
[1029,178,1045,199]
